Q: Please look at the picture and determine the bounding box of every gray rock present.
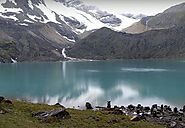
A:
[107,101,111,109]
[130,115,142,121]
[112,109,124,115]
[3,100,13,105]
[54,103,64,108]
[33,109,70,120]
[0,96,5,103]
[169,121,177,128]
[85,102,93,110]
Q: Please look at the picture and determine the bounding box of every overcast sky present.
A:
[81,0,185,15]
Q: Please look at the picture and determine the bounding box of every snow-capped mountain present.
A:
[0,0,138,63]
[0,0,138,34]
[122,13,147,20]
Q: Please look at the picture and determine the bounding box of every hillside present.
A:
[0,0,138,63]
[67,26,185,60]
[0,100,165,128]
[124,2,185,33]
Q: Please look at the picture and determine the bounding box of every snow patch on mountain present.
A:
[0,13,18,21]
[0,0,138,39]
[28,0,34,10]
[19,23,29,26]
[44,0,106,31]
[24,19,34,23]
[112,14,139,31]
[36,2,60,24]
[63,36,76,42]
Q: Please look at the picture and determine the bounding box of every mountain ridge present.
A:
[124,2,185,34]
[0,0,138,63]
[67,26,185,60]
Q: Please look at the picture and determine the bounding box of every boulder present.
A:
[85,102,93,110]
[173,107,178,113]
[33,109,70,121]
[152,104,158,109]
[3,100,13,104]
[130,115,144,121]
[183,105,185,113]
[128,104,135,110]
[111,109,124,115]
[136,104,142,109]
[0,96,5,103]
[107,101,111,108]
[144,106,150,112]
[168,121,177,128]
[161,104,164,111]
[54,103,64,108]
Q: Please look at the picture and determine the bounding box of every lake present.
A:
[0,59,185,108]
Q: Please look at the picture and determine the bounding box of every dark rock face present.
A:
[68,26,185,60]
[147,3,185,30]
[125,2,185,33]
[0,18,74,63]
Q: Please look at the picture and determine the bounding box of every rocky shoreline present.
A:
[0,96,185,128]
[86,101,185,128]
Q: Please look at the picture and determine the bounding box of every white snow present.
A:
[4,8,23,13]
[44,0,138,32]
[55,30,76,42]
[0,13,18,21]
[19,23,29,26]
[63,36,76,42]
[36,3,60,24]
[11,58,17,63]
[27,14,42,22]
[88,9,97,14]
[0,0,22,14]
[9,0,17,6]
[28,0,34,10]
[0,0,138,33]
[44,0,106,31]
[62,48,67,58]
[24,19,34,23]
[0,0,6,12]
[62,48,75,60]
[112,14,139,31]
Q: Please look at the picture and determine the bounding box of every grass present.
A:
[0,100,166,128]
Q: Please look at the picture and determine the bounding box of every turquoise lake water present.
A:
[0,59,185,108]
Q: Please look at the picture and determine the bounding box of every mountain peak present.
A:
[0,0,137,33]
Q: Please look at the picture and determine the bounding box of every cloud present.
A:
[81,0,185,15]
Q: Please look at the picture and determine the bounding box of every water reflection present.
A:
[28,82,170,108]
[0,60,185,108]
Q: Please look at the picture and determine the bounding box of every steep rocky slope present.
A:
[67,26,185,60]
[0,0,138,63]
[124,2,185,33]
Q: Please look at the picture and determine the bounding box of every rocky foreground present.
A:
[0,96,184,128]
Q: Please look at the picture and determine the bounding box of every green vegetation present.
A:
[0,41,18,62]
[0,100,165,128]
